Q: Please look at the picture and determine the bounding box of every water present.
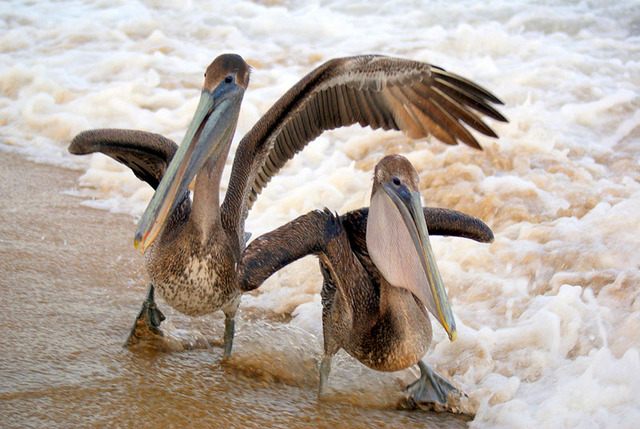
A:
[2,1,640,427]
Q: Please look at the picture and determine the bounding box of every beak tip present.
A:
[448,328,457,342]
[133,234,145,254]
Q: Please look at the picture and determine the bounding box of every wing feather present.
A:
[221,55,507,248]
[68,128,178,189]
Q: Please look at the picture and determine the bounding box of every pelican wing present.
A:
[238,209,337,292]
[69,129,179,190]
[342,206,494,255]
[222,55,506,246]
[237,206,493,292]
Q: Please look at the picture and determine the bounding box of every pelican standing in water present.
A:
[238,154,494,410]
[69,53,506,357]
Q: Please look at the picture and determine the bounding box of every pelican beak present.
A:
[133,81,245,253]
[369,182,457,341]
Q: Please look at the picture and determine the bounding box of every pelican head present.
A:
[366,154,457,341]
[134,54,250,252]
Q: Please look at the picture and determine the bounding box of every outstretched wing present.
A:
[237,206,493,292]
[222,55,506,246]
[69,129,179,190]
[341,206,494,257]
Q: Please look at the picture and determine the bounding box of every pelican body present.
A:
[71,55,251,354]
[239,155,494,410]
[69,53,505,356]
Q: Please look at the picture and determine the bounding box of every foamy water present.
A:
[2,1,640,427]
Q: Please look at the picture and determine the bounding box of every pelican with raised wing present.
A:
[69,53,505,356]
[238,154,493,411]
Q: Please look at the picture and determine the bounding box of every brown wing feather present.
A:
[342,207,494,245]
[238,205,493,293]
[221,55,507,248]
[69,128,178,190]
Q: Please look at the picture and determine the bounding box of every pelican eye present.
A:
[224,74,234,84]
[392,176,402,186]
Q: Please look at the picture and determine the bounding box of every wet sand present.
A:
[0,150,470,428]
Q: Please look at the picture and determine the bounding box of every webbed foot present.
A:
[401,360,471,415]
[124,284,209,352]
[124,284,167,349]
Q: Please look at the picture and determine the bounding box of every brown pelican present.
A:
[238,154,493,410]
[69,53,506,356]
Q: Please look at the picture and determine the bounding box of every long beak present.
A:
[133,84,244,252]
[369,183,457,341]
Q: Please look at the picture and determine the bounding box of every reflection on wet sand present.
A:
[0,150,469,427]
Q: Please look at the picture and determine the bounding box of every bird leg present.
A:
[223,315,234,360]
[318,354,333,397]
[403,360,467,412]
[124,284,167,348]
[221,293,241,360]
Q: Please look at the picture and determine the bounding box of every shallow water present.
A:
[2,0,640,427]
